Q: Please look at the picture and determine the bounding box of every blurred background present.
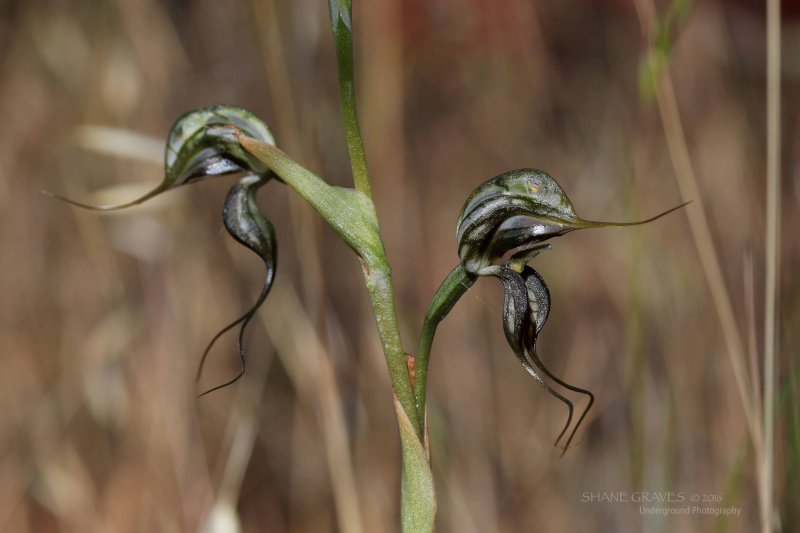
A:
[1,0,798,531]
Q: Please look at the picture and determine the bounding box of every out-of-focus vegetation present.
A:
[1,0,797,531]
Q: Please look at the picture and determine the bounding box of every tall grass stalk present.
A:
[259,284,364,533]
[633,0,758,444]
[636,1,784,530]
[763,0,781,530]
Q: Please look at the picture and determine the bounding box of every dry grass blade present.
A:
[73,125,164,164]
[763,0,781,530]
[259,283,364,533]
[633,0,758,448]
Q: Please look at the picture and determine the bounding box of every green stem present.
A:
[327,2,436,529]
[240,134,434,529]
[414,265,476,420]
[364,262,423,437]
[238,140,417,432]
[327,0,419,432]
[328,0,371,198]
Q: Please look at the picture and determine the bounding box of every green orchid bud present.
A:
[456,168,688,275]
[45,105,275,210]
[196,173,276,397]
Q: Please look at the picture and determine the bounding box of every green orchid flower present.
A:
[48,106,278,396]
[416,168,687,454]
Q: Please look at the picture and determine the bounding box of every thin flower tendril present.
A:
[481,261,584,456]
[519,264,594,457]
[196,173,276,397]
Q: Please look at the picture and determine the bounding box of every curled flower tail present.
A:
[196,174,276,397]
[483,263,580,455]
[519,265,594,456]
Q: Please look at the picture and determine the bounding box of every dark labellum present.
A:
[196,173,276,397]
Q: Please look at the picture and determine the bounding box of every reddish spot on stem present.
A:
[405,353,416,389]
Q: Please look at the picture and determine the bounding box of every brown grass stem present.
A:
[763,0,781,530]
[633,0,758,447]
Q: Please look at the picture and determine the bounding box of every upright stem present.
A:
[327,3,436,530]
[327,1,417,431]
[763,0,781,530]
[329,0,371,198]
[364,260,423,437]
